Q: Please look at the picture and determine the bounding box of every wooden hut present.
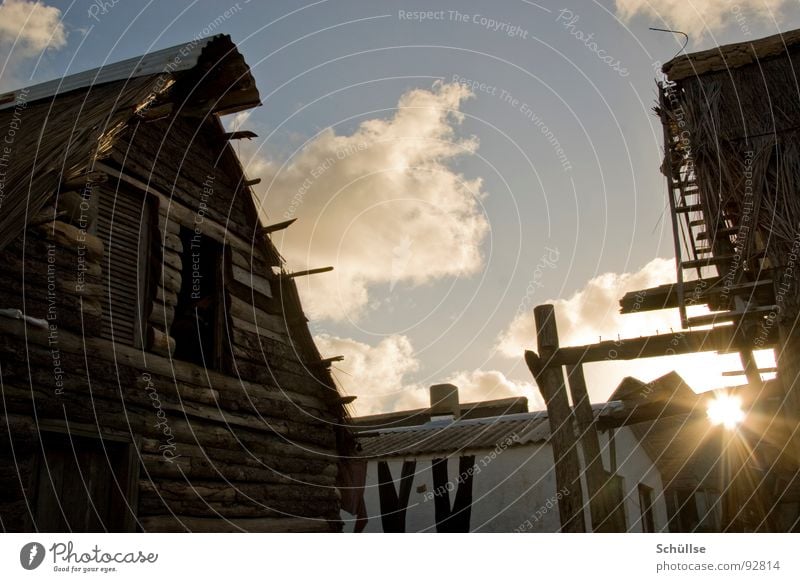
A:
[653,29,800,529]
[0,35,351,532]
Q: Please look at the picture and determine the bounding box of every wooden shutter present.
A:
[96,184,151,346]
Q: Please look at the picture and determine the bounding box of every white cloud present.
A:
[615,0,788,38]
[315,333,423,416]
[0,0,66,59]
[496,257,768,401]
[442,369,544,411]
[315,333,542,416]
[226,109,252,132]
[497,257,679,355]
[254,81,489,321]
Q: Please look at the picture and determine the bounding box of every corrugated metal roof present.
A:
[358,403,624,458]
[0,34,230,111]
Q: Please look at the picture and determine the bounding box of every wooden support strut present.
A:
[565,363,614,532]
[261,218,297,235]
[547,325,777,367]
[526,304,586,533]
[223,130,258,140]
[283,266,334,279]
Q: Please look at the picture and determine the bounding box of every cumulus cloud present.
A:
[254,81,489,321]
[498,257,679,354]
[442,369,544,411]
[615,0,788,39]
[315,333,541,416]
[496,257,766,401]
[315,334,423,416]
[0,0,66,59]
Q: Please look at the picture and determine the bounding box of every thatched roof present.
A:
[663,28,800,81]
[659,27,800,302]
[0,34,260,250]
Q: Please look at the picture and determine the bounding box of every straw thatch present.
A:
[663,30,800,314]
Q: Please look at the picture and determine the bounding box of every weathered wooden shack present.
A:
[654,29,800,530]
[0,35,351,532]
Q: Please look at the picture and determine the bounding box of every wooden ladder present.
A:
[658,83,770,329]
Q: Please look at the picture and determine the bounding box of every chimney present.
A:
[429,383,460,420]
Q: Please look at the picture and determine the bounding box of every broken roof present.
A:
[663,27,800,81]
[0,35,260,251]
[0,34,260,113]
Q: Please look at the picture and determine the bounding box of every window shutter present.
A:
[96,184,151,346]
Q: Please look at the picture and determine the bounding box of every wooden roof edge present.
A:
[0,34,260,115]
[663,27,800,81]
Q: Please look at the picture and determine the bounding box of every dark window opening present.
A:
[674,488,700,532]
[171,227,224,368]
[33,431,137,532]
[602,471,628,532]
[638,483,655,532]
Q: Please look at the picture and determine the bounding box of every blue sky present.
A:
[3,0,798,413]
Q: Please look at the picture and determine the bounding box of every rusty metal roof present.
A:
[358,403,624,458]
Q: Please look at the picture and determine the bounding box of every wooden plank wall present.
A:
[0,116,345,533]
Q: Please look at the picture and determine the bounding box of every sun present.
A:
[706,394,745,430]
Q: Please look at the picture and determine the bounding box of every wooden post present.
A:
[526,304,586,533]
[566,363,613,532]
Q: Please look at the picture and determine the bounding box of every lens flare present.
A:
[706,394,745,430]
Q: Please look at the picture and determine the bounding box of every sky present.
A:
[1,0,798,415]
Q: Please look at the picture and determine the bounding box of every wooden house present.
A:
[523,30,800,533]
[649,29,800,530]
[0,35,351,532]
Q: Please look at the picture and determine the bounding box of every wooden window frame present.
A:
[171,226,229,371]
[638,483,655,533]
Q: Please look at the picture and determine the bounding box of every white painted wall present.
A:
[342,426,668,533]
[597,427,670,532]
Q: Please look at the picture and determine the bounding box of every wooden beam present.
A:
[528,305,586,533]
[261,218,296,235]
[619,277,775,314]
[223,130,258,140]
[0,318,331,413]
[138,102,174,122]
[722,368,777,376]
[230,264,273,299]
[244,178,261,187]
[61,170,107,191]
[566,364,613,531]
[283,266,334,278]
[550,325,777,366]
